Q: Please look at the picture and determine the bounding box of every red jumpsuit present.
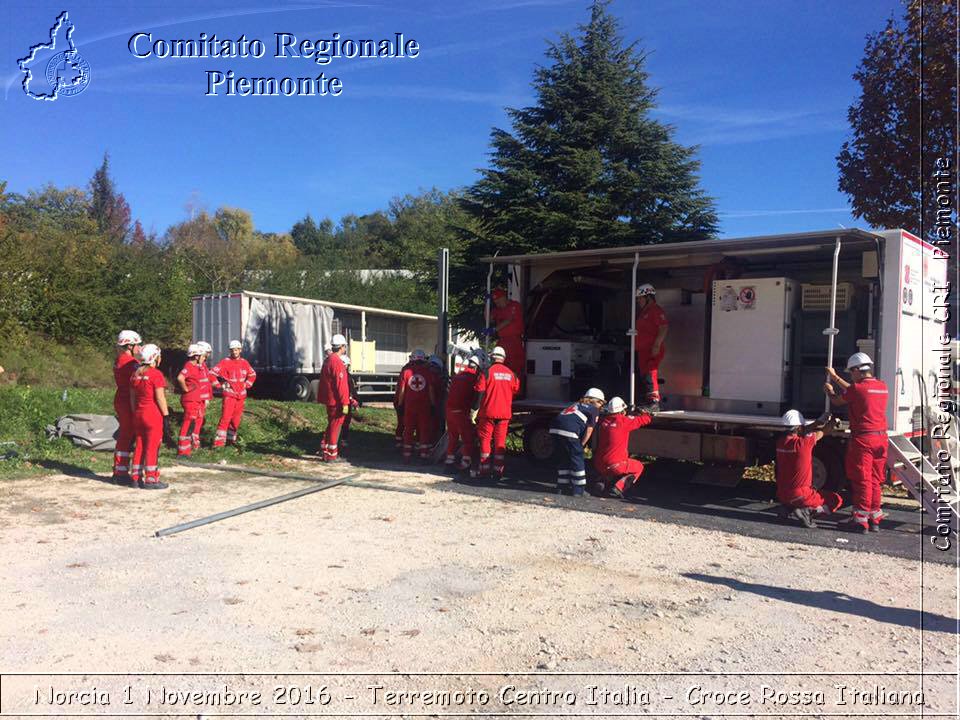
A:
[211,357,256,447]
[317,352,350,461]
[775,433,842,512]
[842,378,889,528]
[129,367,166,487]
[176,361,208,456]
[400,361,436,460]
[491,300,526,381]
[474,363,519,476]
[112,353,139,481]
[340,373,360,453]
[593,413,652,494]
[445,366,478,470]
[635,301,668,403]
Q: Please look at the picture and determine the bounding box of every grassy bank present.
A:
[0,331,114,389]
[0,386,397,479]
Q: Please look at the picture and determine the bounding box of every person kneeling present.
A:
[775,410,842,528]
[593,397,652,498]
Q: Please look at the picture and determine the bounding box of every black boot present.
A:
[792,507,816,528]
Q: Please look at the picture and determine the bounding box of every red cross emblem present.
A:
[408,374,426,391]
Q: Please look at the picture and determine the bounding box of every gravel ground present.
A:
[1,460,956,718]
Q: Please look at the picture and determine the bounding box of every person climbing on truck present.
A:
[634,283,668,411]
[774,409,843,528]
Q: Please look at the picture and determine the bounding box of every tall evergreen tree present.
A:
[462,0,716,259]
[88,152,131,243]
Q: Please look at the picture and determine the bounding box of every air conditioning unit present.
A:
[801,283,854,311]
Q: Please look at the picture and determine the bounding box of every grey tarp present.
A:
[245,296,333,373]
[46,414,119,451]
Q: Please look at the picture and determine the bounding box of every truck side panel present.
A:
[192,294,243,364]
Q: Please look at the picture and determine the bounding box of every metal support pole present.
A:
[438,248,450,362]
[824,236,842,413]
[628,252,639,407]
[485,260,495,350]
[155,474,358,537]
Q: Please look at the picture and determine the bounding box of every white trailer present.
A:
[192,291,439,400]
[481,229,957,526]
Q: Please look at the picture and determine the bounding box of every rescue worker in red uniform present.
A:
[488,288,525,384]
[474,346,520,478]
[339,355,361,455]
[195,341,213,450]
[394,350,423,449]
[427,354,446,445]
[634,283,669,410]
[112,330,142,484]
[211,340,257,447]
[593,396,653,498]
[445,355,480,473]
[775,410,843,527]
[398,351,436,462]
[825,352,889,532]
[176,344,209,457]
[129,343,170,490]
[317,334,350,461]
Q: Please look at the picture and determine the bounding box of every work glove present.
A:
[342,404,350,415]
[470,409,479,424]
[162,415,172,443]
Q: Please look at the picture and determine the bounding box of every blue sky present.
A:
[1,0,902,238]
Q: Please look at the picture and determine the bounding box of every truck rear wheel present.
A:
[523,422,554,462]
[812,440,846,492]
[286,375,314,402]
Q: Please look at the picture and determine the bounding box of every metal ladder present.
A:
[887,434,959,532]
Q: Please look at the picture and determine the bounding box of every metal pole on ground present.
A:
[824,236,842,414]
[155,474,357,538]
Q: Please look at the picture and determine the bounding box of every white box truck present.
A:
[192,291,439,400]
[480,229,956,525]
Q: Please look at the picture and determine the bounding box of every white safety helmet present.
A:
[139,343,161,365]
[117,330,142,347]
[410,348,427,361]
[584,387,605,402]
[605,396,628,414]
[228,340,242,350]
[331,333,347,348]
[637,283,656,297]
[197,341,212,354]
[490,346,506,360]
[429,354,443,368]
[466,354,481,367]
[342,355,351,367]
[187,343,201,357]
[782,409,806,428]
[846,352,873,371]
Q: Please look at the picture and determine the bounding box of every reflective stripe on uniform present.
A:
[549,428,580,439]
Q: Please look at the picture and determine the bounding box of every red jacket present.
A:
[317,352,349,406]
[211,357,256,399]
[842,377,889,433]
[594,413,652,469]
[178,361,210,403]
[775,433,818,503]
[129,367,166,418]
[399,361,434,410]
[635,302,668,358]
[447,367,478,414]
[474,362,519,420]
[492,300,524,339]
[114,353,138,404]
[394,361,412,407]
[198,362,213,402]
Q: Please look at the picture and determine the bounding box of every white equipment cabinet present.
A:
[709,277,797,403]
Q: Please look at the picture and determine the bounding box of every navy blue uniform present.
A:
[549,402,599,488]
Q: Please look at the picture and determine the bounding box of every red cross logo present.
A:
[408,374,426,391]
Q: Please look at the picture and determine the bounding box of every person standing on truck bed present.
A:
[549,387,605,496]
[634,283,669,411]
[112,330,142,485]
[473,346,520,479]
[211,340,257,448]
[824,352,889,533]
[488,288,525,387]
[775,410,843,528]
[176,344,209,457]
[593,396,652,498]
[317,334,350,462]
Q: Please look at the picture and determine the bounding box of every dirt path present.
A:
[1,462,956,717]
